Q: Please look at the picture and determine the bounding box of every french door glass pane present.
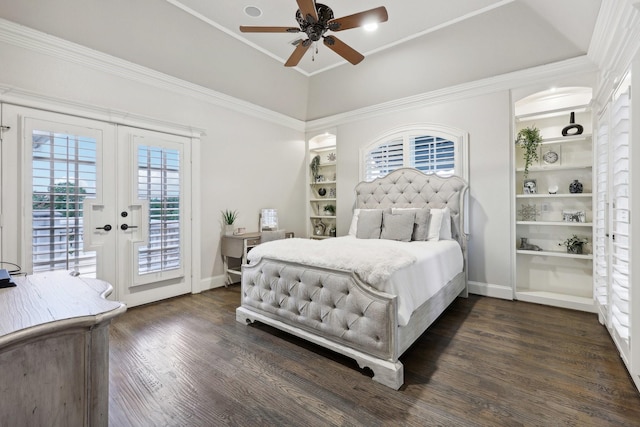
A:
[137,145,181,274]
[31,130,97,276]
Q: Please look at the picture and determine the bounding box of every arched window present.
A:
[361,124,468,182]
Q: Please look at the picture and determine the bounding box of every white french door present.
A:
[0,105,192,306]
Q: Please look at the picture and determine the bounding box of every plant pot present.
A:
[567,244,583,254]
[224,224,234,236]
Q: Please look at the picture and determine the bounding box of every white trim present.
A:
[468,281,513,300]
[0,18,305,132]
[0,85,205,139]
[307,56,596,132]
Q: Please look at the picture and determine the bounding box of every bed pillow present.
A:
[391,207,431,241]
[431,207,452,240]
[356,209,383,239]
[380,211,415,242]
[427,208,444,241]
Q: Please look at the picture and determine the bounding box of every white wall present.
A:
[334,92,513,293]
[0,38,307,290]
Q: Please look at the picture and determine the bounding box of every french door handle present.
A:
[96,224,112,231]
[120,224,138,231]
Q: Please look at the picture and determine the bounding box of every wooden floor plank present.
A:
[109,287,640,426]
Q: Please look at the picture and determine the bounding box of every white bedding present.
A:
[247,236,463,326]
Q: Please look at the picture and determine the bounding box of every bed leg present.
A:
[355,358,404,390]
[235,307,256,325]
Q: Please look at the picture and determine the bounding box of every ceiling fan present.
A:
[239,0,388,67]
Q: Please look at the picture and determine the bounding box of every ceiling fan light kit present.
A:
[239,0,388,67]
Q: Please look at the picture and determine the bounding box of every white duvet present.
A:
[247,236,463,326]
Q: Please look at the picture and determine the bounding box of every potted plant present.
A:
[559,234,588,254]
[515,126,543,178]
[310,155,321,182]
[221,209,238,235]
[323,204,335,216]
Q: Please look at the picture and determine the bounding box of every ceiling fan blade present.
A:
[285,41,311,67]
[323,35,364,65]
[328,6,388,31]
[296,0,318,23]
[239,26,300,33]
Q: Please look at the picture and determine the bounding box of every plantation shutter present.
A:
[594,115,610,320]
[31,130,98,275]
[137,145,182,275]
[364,138,404,181]
[410,135,455,175]
[610,85,631,358]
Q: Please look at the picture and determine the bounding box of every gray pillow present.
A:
[391,207,431,241]
[412,208,431,241]
[380,211,415,242]
[356,209,383,239]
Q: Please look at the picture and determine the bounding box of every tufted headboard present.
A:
[354,168,469,248]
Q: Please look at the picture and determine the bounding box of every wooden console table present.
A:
[221,231,294,285]
[0,271,126,427]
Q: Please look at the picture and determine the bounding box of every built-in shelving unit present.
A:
[513,87,595,312]
[307,134,337,239]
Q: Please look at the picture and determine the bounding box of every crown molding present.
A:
[0,18,306,132]
[305,56,597,132]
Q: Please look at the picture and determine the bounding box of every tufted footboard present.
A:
[236,258,405,389]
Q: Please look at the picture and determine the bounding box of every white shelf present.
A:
[516,221,593,227]
[539,134,592,145]
[310,198,336,202]
[516,164,592,172]
[516,291,596,313]
[310,180,336,185]
[310,215,336,219]
[516,193,592,198]
[516,249,593,259]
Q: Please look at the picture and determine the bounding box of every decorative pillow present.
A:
[356,209,383,239]
[348,209,362,236]
[391,207,431,241]
[381,211,415,242]
[427,209,444,241]
[431,207,452,240]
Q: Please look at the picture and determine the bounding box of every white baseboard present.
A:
[197,275,233,293]
[468,281,513,300]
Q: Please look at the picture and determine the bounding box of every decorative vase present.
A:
[317,187,327,197]
[569,179,583,194]
[562,111,584,136]
[329,227,336,237]
[567,244,583,255]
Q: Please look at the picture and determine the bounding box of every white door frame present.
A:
[0,101,202,305]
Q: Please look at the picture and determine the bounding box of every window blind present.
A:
[364,138,404,181]
[410,135,455,175]
[31,130,97,276]
[594,118,609,316]
[137,146,182,275]
[610,87,630,353]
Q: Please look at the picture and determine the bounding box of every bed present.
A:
[236,168,469,389]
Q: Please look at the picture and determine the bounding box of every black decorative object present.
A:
[317,187,327,197]
[569,179,583,194]
[561,112,584,136]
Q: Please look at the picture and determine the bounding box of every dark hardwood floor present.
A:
[109,286,640,426]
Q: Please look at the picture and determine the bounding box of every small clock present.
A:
[542,150,559,164]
